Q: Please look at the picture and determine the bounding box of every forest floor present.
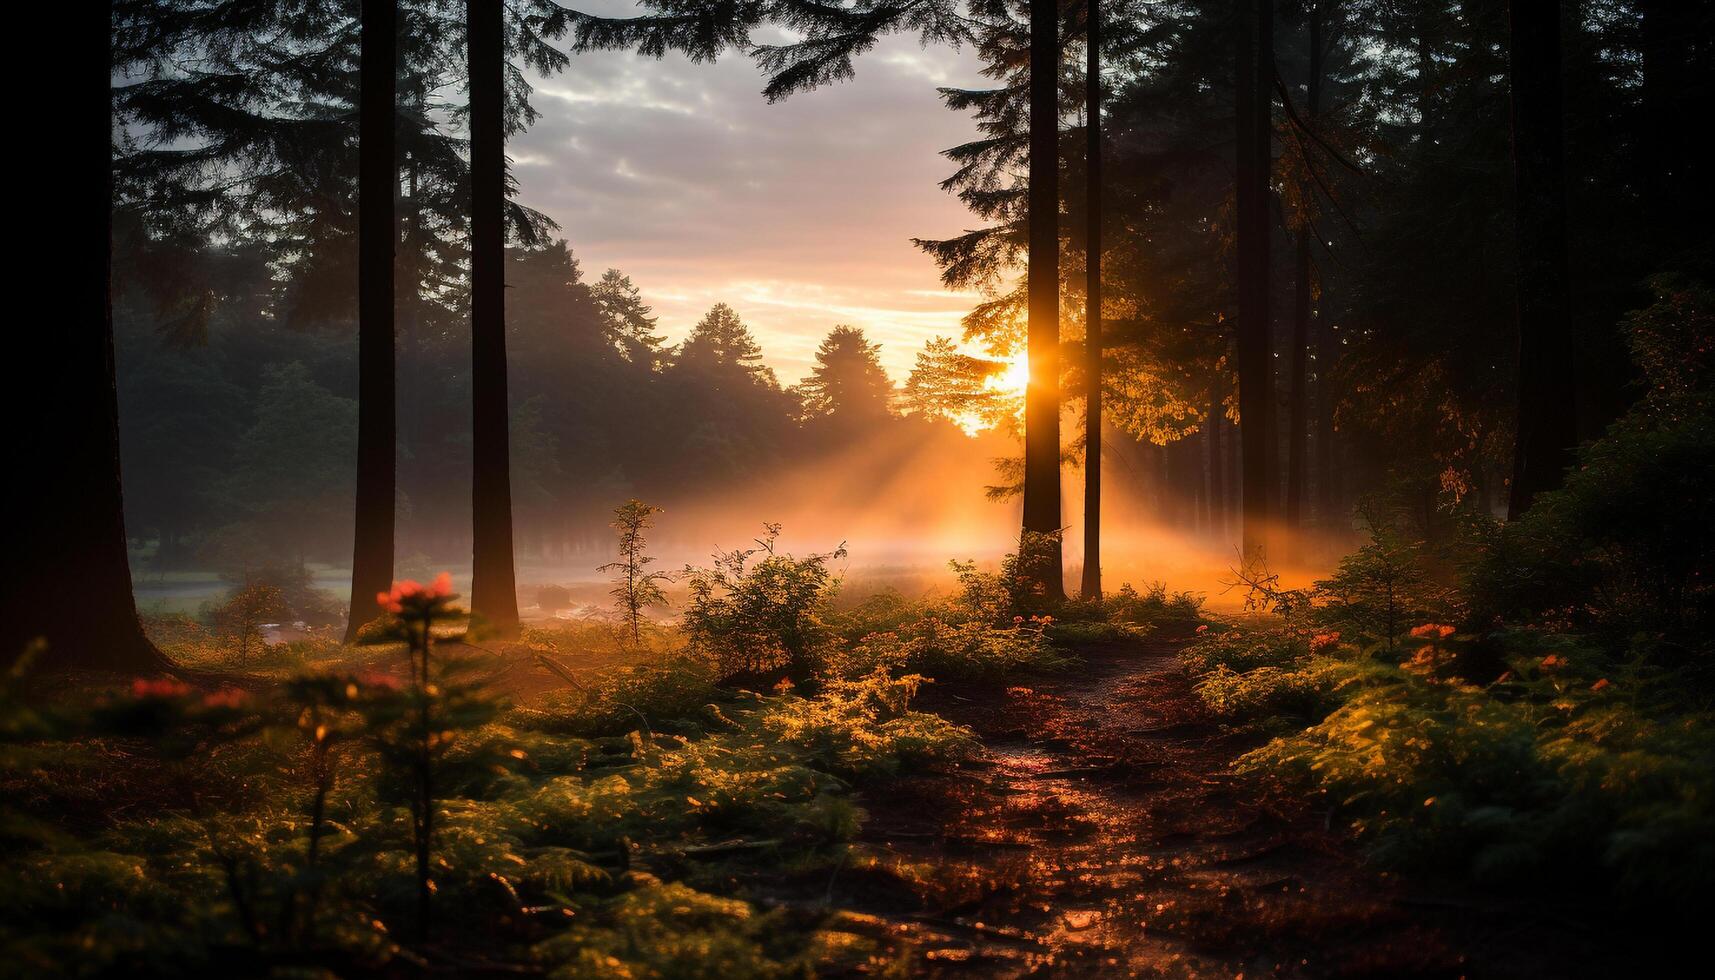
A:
[774,631,1640,979]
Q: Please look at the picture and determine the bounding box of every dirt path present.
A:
[824,634,1616,978]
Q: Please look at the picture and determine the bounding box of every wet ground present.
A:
[813,633,1643,978]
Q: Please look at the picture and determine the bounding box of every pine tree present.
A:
[1080,0,1103,600]
[346,0,399,642]
[798,325,894,422]
[678,303,773,382]
[1505,0,1577,518]
[1023,0,1065,598]
[599,500,670,644]
[468,0,520,636]
[901,337,1012,430]
[593,269,667,369]
[1235,0,1274,558]
[2,0,171,673]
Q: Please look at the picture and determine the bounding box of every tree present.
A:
[798,325,894,422]
[1282,2,1320,530]
[678,303,773,382]
[1505,0,1577,518]
[1023,0,1065,598]
[1235,0,1274,558]
[210,581,290,664]
[599,500,670,643]
[469,0,520,636]
[902,337,1013,430]
[346,0,398,642]
[2,0,171,673]
[593,269,667,369]
[1080,0,1102,600]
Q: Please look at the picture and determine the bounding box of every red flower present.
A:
[1590,678,1611,692]
[202,688,248,709]
[131,678,190,700]
[377,572,455,615]
[1195,624,1210,634]
[428,571,453,598]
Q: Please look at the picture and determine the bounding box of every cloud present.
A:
[510,20,988,384]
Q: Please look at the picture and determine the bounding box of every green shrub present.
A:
[681,524,845,679]
[762,670,975,780]
[1194,660,1342,721]
[820,616,1074,683]
[1103,581,1204,626]
[1179,624,1307,676]
[511,658,720,739]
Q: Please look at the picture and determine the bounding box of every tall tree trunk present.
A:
[1505,0,1577,518]
[1080,0,1102,601]
[1286,229,1310,529]
[1285,2,1322,532]
[1024,0,1065,599]
[1209,393,1226,542]
[1315,309,1338,525]
[4,0,169,672]
[346,0,398,642]
[468,0,520,633]
[1235,0,1274,558]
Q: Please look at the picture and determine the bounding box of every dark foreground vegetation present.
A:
[5,350,1711,972]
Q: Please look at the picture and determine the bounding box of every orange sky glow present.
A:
[513,17,994,388]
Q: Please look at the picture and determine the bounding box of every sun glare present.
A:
[988,355,1031,400]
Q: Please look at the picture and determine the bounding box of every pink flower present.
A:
[1195,624,1210,634]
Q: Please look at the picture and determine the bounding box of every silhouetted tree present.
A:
[468,0,520,634]
[1081,0,1103,600]
[1284,0,1324,531]
[1505,0,1576,518]
[593,269,668,369]
[1023,0,1065,597]
[799,325,894,422]
[1235,0,1273,557]
[346,0,399,642]
[4,0,170,673]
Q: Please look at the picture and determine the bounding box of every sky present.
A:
[510,9,993,384]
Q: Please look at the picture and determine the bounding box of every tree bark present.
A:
[1285,2,1322,532]
[468,0,520,633]
[1236,0,1274,558]
[345,0,398,642]
[1315,308,1338,525]
[3,0,170,673]
[1080,0,1102,601]
[1209,393,1227,542]
[1024,0,1065,599]
[1505,0,1577,518]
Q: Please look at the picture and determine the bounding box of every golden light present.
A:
[987,355,1031,400]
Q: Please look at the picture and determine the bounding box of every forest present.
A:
[4,0,1711,976]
